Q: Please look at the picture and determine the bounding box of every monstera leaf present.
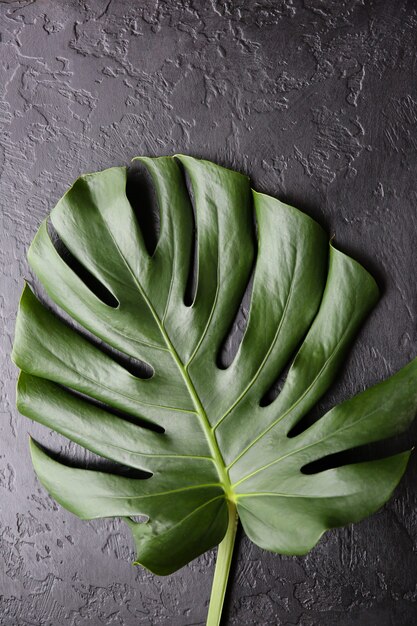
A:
[13,156,417,625]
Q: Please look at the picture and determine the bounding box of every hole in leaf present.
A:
[130,515,149,524]
[61,384,165,433]
[259,335,307,407]
[260,247,330,408]
[126,161,160,256]
[47,220,119,308]
[287,402,326,439]
[259,369,288,407]
[216,202,257,370]
[216,271,255,369]
[86,336,154,380]
[301,432,414,475]
[287,358,354,439]
[27,281,154,380]
[179,164,198,307]
[34,440,152,479]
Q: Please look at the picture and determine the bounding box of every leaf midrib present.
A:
[103,226,234,500]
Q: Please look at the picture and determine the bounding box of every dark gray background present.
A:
[2,0,417,624]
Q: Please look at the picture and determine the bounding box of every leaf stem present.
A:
[206,501,238,626]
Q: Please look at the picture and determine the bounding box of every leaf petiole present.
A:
[206,501,238,626]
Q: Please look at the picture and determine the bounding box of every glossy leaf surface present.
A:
[13,156,417,575]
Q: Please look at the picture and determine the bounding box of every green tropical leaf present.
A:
[12,156,417,625]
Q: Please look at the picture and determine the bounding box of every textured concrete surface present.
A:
[2,0,417,624]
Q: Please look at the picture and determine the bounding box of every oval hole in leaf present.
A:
[130,515,150,524]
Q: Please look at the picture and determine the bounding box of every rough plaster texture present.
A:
[1,0,417,624]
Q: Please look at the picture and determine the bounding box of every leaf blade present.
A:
[13,155,417,576]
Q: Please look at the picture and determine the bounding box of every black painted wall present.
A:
[2,1,417,624]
